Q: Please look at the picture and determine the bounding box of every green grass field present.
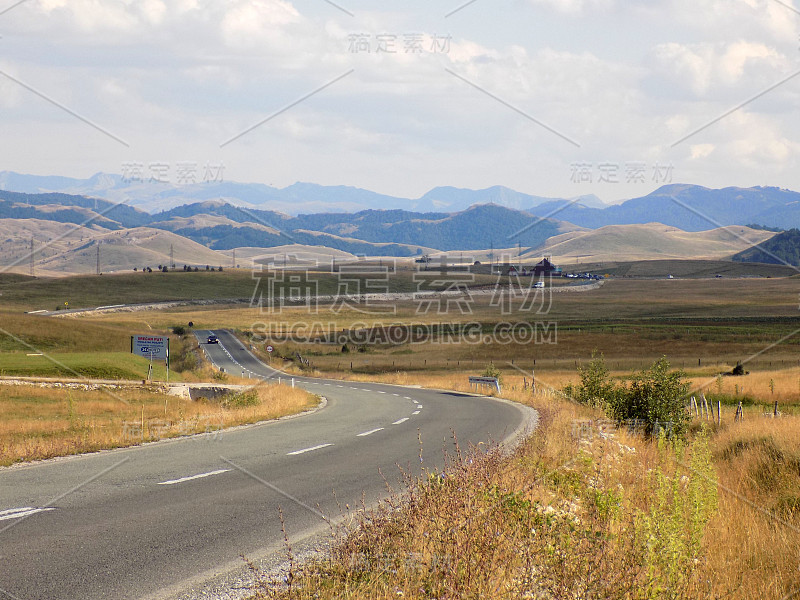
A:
[0,352,178,381]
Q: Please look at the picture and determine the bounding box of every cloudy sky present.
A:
[0,0,798,203]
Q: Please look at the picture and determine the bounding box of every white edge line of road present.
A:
[287,443,333,456]
[356,428,384,437]
[0,507,56,521]
[157,469,230,486]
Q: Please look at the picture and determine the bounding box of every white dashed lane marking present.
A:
[158,469,230,486]
[413,411,421,415]
[287,444,333,456]
[357,428,384,437]
[0,507,56,521]
[392,418,410,425]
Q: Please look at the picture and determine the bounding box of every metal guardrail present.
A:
[468,376,501,393]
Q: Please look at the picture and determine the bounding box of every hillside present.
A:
[528,224,777,263]
[733,228,800,267]
[222,245,358,267]
[36,228,229,274]
[0,189,150,228]
[0,219,111,276]
[149,203,574,253]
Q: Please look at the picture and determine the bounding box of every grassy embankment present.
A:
[0,382,319,467]
[248,371,799,600]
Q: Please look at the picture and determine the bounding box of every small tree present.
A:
[564,351,616,408]
[482,362,502,384]
[606,357,690,437]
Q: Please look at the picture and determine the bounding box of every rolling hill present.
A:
[526,224,777,263]
[733,229,800,267]
[35,228,229,275]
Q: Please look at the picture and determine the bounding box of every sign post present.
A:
[131,335,169,381]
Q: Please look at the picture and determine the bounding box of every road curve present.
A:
[0,330,534,600]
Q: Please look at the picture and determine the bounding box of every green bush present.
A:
[607,358,690,437]
[482,362,502,384]
[563,351,615,408]
[565,354,691,437]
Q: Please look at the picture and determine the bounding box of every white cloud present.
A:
[690,143,714,159]
[220,0,301,44]
[526,0,616,14]
[651,40,787,97]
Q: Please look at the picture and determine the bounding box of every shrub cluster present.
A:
[564,353,691,437]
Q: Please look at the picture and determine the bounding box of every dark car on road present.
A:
[207,335,219,344]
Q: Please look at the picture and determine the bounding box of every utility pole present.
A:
[96,243,100,275]
[170,243,175,269]
[232,248,236,269]
[519,241,522,271]
[30,238,34,276]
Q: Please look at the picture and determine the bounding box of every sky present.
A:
[0,0,798,204]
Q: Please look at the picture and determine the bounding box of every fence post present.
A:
[717,401,721,426]
[774,401,779,418]
[735,401,743,422]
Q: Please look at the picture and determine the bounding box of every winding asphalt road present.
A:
[0,330,534,600]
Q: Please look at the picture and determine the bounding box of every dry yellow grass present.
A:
[245,367,798,599]
[705,416,800,599]
[0,382,319,466]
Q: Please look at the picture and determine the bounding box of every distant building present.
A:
[498,257,562,276]
[532,258,562,276]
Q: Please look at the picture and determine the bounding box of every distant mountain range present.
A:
[1,174,800,268]
[0,190,574,255]
[527,184,800,232]
[0,171,604,215]
[2,171,799,233]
